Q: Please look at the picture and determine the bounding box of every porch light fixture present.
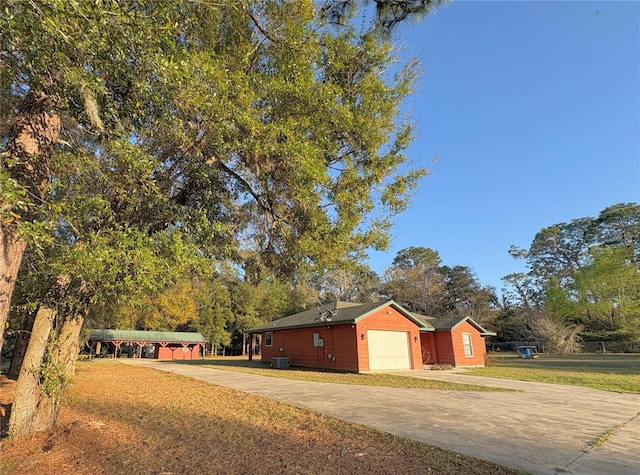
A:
[360,333,366,340]
[414,336,419,342]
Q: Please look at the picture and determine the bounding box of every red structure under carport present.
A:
[88,330,206,360]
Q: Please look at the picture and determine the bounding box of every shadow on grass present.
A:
[1,364,523,475]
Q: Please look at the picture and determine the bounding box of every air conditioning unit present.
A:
[271,357,289,369]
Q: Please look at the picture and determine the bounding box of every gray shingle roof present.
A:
[430,316,496,336]
[410,313,436,330]
[248,300,429,332]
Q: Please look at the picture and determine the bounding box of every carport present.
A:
[88,329,206,360]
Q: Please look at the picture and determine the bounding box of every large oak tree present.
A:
[1,0,438,436]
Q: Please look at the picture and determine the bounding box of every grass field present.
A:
[0,361,525,475]
[181,357,511,391]
[466,353,640,393]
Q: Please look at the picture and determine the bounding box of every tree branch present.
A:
[213,159,289,226]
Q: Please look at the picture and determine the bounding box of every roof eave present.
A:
[449,316,493,335]
[352,300,429,329]
[248,320,357,333]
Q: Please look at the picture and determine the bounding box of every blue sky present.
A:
[367,1,639,292]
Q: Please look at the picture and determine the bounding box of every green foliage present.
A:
[384,246,443,315]
[439,265,497,323]
[39,350,71,397]
[504,203,640,344]
[195,279,235,351]
[392,246,441,269]
[313,261,382,303]
[570,247,640,339]
[527,217,596,282]
[597,203,640,265]
[229,277,288,326]
[2,0,431,289]
[491,308,534,342]
[383,246,496,321]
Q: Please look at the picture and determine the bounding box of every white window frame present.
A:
[265,332,273,347]
[462,333,474,357]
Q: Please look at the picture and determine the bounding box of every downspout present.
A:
[331,326,335,371]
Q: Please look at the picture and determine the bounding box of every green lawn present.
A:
[465,353,640,393]
[178,357,511,391]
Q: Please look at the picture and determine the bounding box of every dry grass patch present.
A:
[1,361,525,475]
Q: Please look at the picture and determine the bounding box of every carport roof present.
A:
[248,300,430,332]
[89,329,206,343]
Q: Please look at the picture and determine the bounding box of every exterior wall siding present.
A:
[260,324,359,372]
[258,304,422,372]
[434,331,455,365]
[450,321,488,367]
[156,344,200,360]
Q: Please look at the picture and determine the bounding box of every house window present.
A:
[462,333,473,357]
[265,332,273,347]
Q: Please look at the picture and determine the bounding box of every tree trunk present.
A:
[0,229,26,357]
[7,320,34,379]
[8,275,70,437]
[46,298,88,390]
[7,306,37,379]
[0,91,61,356]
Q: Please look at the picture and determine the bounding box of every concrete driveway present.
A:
[120,360,639,475]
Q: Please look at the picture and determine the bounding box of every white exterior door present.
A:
[367,330,411,370]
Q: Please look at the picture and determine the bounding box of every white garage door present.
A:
[367,330,411,370]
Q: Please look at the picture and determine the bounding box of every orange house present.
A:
[416,316,495,367]
[248,301,495,372]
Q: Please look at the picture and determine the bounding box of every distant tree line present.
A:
[498,203,639,353]
[8,204,636,369]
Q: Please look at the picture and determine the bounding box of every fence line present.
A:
[487,340,640,354]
